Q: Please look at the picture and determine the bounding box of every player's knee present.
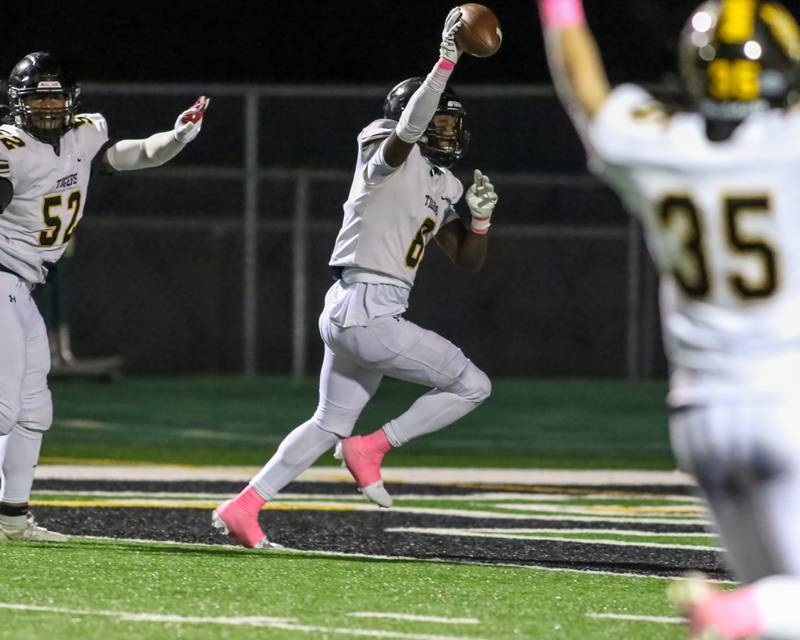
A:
[16,398,53,435]
[310,403,359,439]
[450,362,491,405]
[0,398,21,436]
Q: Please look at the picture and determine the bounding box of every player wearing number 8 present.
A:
[0,52,209,542]
[539,0,800,637]
[213,7,499,548]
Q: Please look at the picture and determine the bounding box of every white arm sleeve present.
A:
[104,131,185,171]
[395,64,452,144]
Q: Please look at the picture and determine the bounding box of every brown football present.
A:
[455,4,502,58]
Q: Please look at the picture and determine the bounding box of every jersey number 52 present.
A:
[39,190,82,247]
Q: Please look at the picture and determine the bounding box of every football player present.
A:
[537,0,800,637]
[213,8,498,548]
[0,52,208,541]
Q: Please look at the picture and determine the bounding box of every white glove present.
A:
[440,7,463,63]
[466,170,498,235]
[174,96,210,144]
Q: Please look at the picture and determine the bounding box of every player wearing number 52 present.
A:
[538,0,800,638]
[0,52,209,542]
[213,8,498,548]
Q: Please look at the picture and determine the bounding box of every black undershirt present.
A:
[0,177,12,212]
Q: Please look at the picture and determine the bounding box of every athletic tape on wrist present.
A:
[437,57,456,72]
[539,0,586,28]
[471,214,492,234]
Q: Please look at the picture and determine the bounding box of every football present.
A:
[455,4,502,58]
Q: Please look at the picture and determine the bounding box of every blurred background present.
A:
[5,0,710,380]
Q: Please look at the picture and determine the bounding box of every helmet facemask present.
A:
[7,53,81,146]
[10,85,80,144]
[419,101,470,168]
[382,77,471,168]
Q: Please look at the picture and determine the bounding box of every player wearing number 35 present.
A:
[539,0,800,637]
[214,8,498,548]
[0,52,209,542]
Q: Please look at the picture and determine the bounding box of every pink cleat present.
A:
[334,430,393,508]
[211,487,282,549]
[668,573,763,640]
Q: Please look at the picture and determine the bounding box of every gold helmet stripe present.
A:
[719,0,758,43]
[760,3,800,60]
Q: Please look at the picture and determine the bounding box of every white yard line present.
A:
[36,464,694,486]
[348,613,479,625]
[0,604,293,626]
[411,528,712,538]
[587,612,684,625]
[0,603,491,640]
[383,528,721,551]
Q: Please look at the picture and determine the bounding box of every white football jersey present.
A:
[0,113,109,284]
[329,119,463,289]
[589,85,800,406]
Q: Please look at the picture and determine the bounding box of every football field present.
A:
[0,378,721,639]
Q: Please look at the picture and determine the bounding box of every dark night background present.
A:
[18,0,752,377]
[10,1,705,85]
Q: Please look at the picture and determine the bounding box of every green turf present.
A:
[0,538,686,640]
[44,377,673,469]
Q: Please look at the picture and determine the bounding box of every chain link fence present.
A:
[61,83,666,379]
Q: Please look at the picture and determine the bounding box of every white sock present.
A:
[249,420,338,500]
[753,575,800,639]
[383,389,480,447]
[0,426,43,504]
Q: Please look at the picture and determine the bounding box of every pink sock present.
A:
[696,588,763,638]
[364,429,393,455]
[237,485,267,513]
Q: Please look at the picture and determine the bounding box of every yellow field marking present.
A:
[55,419,115,431]
[30,500,356,511]
[450,483,679,500]
[580,505,701,515]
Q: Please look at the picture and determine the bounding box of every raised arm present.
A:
[102,96,209,172]
[381,9,464,167]
[436,170,498,273]
[538,0,611,126]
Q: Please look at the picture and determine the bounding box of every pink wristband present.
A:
[539,0,586,28]
[437,57,456,72]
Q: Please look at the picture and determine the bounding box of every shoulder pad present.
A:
[358,119,396,147]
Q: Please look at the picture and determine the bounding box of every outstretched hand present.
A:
[440,7,463,64]
[466,169,498,235]
[174,96,210,144]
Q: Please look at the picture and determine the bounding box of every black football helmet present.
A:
[8,52,81,144]
[383,77,470,168]
[679,0,800,124]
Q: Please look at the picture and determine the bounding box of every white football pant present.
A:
[250,310,490,499]
[671,401,800,639]
[0,273,52,505]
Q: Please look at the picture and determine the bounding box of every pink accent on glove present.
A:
[437,58,456,72]
[180,96,209,125]
[538,0,586,28]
